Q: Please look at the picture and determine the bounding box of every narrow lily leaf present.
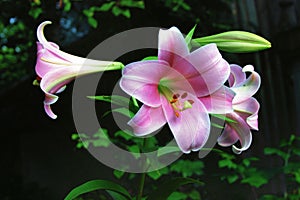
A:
[64,180,131,200]
[142,56,158,61]
[87,95,130,107]
[107,190,128,200]
[147,177,204,200]
[157,146,181,157]
[211,113,237,123]
[185,25,197,49]
[211,122,225,129]
[193,31,271,53]
[102,107,135,118]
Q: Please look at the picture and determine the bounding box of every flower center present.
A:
[158,84,194,118]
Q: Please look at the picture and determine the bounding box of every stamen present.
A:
[187,100,194,105]
[173,94,180,99]
[170,99,178,104]
[181,92,187,99]
[175,111,180,118]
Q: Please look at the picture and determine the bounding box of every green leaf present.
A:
[188,190,201,200]
[88,95,130,107]
[71,134,79,140]
[83,9,94,17]
[243,157,259,167]
[28,7,43,19]
[112,6,123,16]
[210,114,237,123]
[121,9,131,18]
[64,180,131,200]
[127,145,140,159]
[87,17,98,28]
[157,146,181,157]
[241,174,268,188]
[211,122,224,129]
[147,167,169,180]
[218,159,237,169]
[226,174,239,184]
[142,56,158,61]
[292,148,300,156]
[185,25,197,49]
[264,147,288,159]
[98,2,115,11]
[102,107,135,118]
[107,190,128,200]
[147,177,203,200]
[167,192,188,200]
[193,31,271,53]
[92,134,111,147]
[170,160,204,177]
[64,1,72,12]
[113,170,125,179]
[115,130,134,141]
[119,0,145,9]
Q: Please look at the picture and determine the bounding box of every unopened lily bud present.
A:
[193,31,271,53]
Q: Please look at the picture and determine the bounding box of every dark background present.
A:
[1,0,299,199]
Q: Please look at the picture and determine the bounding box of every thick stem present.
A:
[137,172,146,200]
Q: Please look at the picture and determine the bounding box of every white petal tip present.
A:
[242,65,254,72]
[232,146,243,154]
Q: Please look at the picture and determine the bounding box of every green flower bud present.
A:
[193,31,271,53]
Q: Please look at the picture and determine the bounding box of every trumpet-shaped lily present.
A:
[120,27,231,153]
[218,64,261,154]
[35,21,123,119]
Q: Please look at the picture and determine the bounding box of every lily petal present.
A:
[228,64,246,87]
[161,92,210,153]
[40,65,113,118]
[217,124,239,146]
[234,97,260,130]
[199,86,235,114]
[120,60,172,107]
[44,104,57,119]
[158,27,189,66]
[172,44,230,96]
[231,65,261,104]
[128,104,166,136]
[218,112,252,154]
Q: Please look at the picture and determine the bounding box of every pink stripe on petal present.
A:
[199,86,235,114]
[158,27,189,66]
[161,93,210,153]
[128,105,166,136]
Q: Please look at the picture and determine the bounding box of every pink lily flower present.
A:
[120,27,231,153]
[35,21,123,119]
[218,64,261,154]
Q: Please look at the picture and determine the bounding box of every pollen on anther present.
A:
[170,99,177,104]
[181,92,188,99]
[175,111,180,117]
[187,100,194,105]
[173,94,180,99]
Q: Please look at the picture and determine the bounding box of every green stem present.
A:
[137,172,146,200]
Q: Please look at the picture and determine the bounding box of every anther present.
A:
[187,100,194,105]
[181,92,187,99]
[173,94,180,99]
